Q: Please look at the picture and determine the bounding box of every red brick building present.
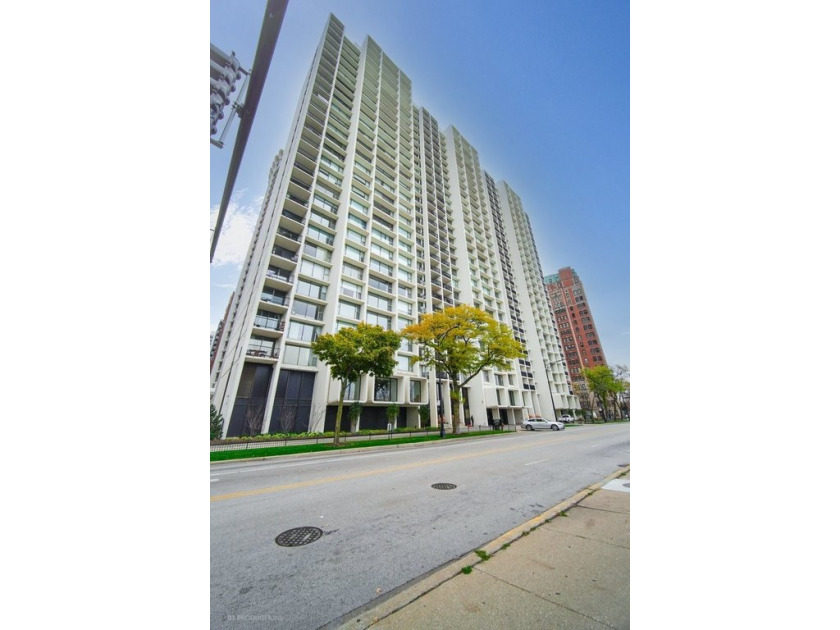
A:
[544,267,608,395]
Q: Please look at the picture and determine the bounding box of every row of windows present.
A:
[343,377,422,403]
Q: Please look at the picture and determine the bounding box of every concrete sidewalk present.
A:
[337,467,630,630]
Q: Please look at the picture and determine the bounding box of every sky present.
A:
[210,0,630,372]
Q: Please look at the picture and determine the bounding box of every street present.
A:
[210,424,630,629]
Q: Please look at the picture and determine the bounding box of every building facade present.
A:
[544,267,608,396]
[210,15,577,437]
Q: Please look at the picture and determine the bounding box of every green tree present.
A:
[402,304,524,433]
[582,366,627,421]
[210,403,224,440]
[582,366,613,420]
[610,364,630,419]
[311,322,402,445]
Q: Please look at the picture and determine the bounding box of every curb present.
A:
[334,465,630,629]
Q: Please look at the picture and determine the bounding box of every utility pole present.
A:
[210,0,290,262]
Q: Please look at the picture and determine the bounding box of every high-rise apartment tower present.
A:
[210,15,578,437]
[545,267,608,394]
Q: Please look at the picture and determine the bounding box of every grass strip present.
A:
[211,431,501,462]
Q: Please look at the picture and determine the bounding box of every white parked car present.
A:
[522,417,564,431]
[559,414,573,422]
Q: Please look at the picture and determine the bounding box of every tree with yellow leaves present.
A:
[402,305,524,433]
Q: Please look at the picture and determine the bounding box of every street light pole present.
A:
[545,360,563,422]
[437,369,445,438]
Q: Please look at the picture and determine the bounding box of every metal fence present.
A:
[210,423,516,452]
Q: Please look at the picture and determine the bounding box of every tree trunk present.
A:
[450,380,461,434]
[334,383,346,446]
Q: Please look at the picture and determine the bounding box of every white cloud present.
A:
[209,191,263,268]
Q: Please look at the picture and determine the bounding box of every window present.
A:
[347,229,366,245]
[300,259,330,281]
[310,211,336,230]
[374,378,398,401]
[367,294,392,311]
[261,287,287,305]
[343,262,363,280]
[303,242,332,262]
[370,258,393,275]
[396,355,412,371]
[351,185,369,200]
[350,199,369,214]
[343,379,359,400]
[345,244,364,262]
[291,299,324,320]
[288,321,322,342]
[398,268,412,282]
[369,276,392,293]
[347,213,367,229]
[366,311,391,329]
[313,193,338,214]
[397,285,411,298]
[247,335,276,357]
[320,155,342,172]
[372,227,393,244]
[397,300,412,316]
[410,380,422,403]
[284,344,317,366]
[340,280,362,299]
[297,279,327,300]
[307,225,334,246]
[254,309,282,330]
[370,242,393,260]
[337,300,361,319]
[267,265,291,282]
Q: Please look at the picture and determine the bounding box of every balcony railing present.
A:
[261,293,288,306]
[286,193,309,209]
[272,246,298,262]
[246,348,279,359]
[267,270,294,283]
[277,228,301,242]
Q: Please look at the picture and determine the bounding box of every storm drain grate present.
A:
[431,483,457,490]
[275,527,323,547]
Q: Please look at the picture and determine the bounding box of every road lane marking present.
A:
[210,478,219,482]
[524,459,549,466]
[213,441,540,502]
[210,428,625,503]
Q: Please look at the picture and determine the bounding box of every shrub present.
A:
[210,404,224,440]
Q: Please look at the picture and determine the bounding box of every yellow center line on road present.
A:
[211,429,611,503]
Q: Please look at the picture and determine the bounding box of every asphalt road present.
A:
[210,424,630,629]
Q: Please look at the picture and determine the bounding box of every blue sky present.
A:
[210,0,630,370]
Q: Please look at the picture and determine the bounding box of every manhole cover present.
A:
[275,527,323,547]
[431,483,457,490]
